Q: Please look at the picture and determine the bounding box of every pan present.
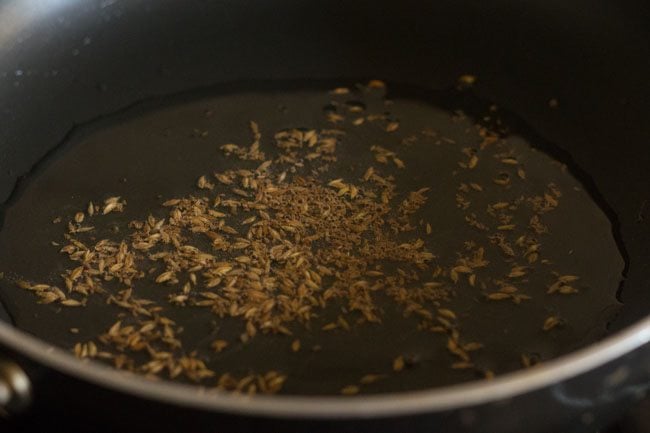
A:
[0,0,648,432]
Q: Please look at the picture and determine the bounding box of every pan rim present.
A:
[0,314,648,417]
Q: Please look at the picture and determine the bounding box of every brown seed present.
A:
[360,374,385,385]
[493,174,510,186]
[437,309,456,320]
[242,216,257,225]
[61,299,82,307]
[559,285,578,294]
[543,316,562,331]
[508,267,527,278]
[463,342,483,351]
[367,80,386,88]
[499,285,518,294]
[155,271,174,284]
[453,265,473,274]
[386,121,399,132]
[331,87,350,95]
[393,356,405,372]
[517,167,526,179]
[487,292,511,301]
[197,175,214,190]
[512,294,532,304]
[102,197,124,215]
[340,385,360,395]
[211,340,229,352]
[458,74,477,87]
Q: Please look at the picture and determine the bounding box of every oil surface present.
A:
[0,82,624,394]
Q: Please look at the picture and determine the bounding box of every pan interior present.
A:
[0,81,624,395]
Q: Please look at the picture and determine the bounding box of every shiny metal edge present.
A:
[0,357,32,413]
[0,315,648,418]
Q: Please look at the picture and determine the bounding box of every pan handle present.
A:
[0,357,31,417]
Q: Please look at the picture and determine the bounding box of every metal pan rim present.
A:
[0,315,648,418]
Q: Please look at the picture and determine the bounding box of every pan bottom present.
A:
[0,80,624,395]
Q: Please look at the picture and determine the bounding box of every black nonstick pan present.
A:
[0,1,649,432]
